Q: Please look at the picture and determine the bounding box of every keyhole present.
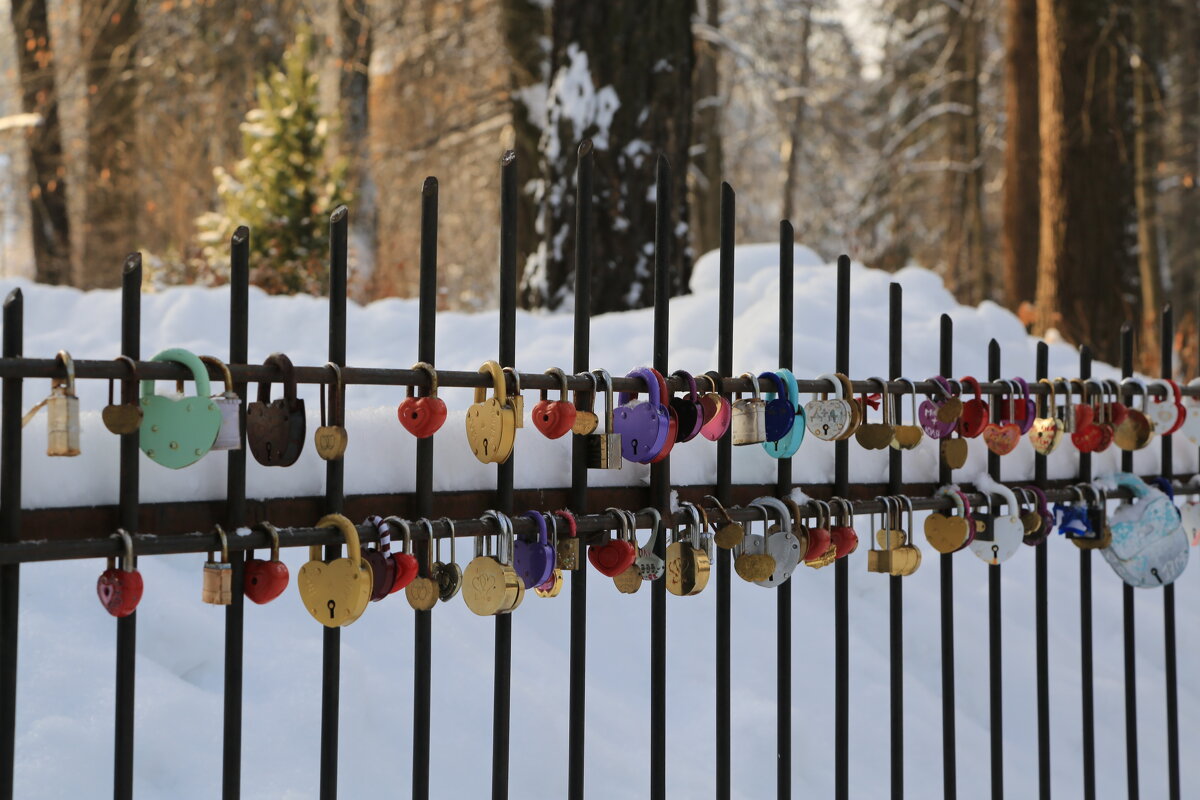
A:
[1152,567,1162,584]
[822,423,830,435]
[327,599,337,619]
[265,441,273,461]
[631,438,639,454]
[483,438,490,455]
[991,544,999,560]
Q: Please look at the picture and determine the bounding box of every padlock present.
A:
[96,529,143,618]
[613,367,670,462]
[1113,377,1155,451]
[315,362,349,460]
[246,352,306,467]
[465,360,518,464]
[759,371,797,443]
[202,525,234,605]
[730,371,767,445]
[804,372,854,441]
[433,517,463,602]
[854,377,895,450]
[735,505,777,582]
[925,487,972,554]
[513,510,556,589]
[750,495,802,586]
[763,369,805,458]
[665,503,711,596]
[397,362,448,438]
[199,355,241,450]
[139,348,223,469]
[102,355,143,435]
[890,496,922,576]
[23,350,81,456]
[634,507,666,581]
[570,371,600,436]
[503,367,525,428]
[243,521,289,604]
[553,509,580,570]
[888,377,923,450]
[669,370,706,443]
[646,369,678,464]
[705,494,745,549]
[697,372,733,441]
[531,367,577,439]
[611,510,642,594]
[867,497,897,574]
[360,515,397,602]
[585,369,622,469]
[463,515,513,616]
[298,513,373,626]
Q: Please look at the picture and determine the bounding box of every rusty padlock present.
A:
[247,352,306,467]
[202,525,234,605]
[22,350,80,456]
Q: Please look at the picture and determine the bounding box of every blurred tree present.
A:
[195,28,349,295]
[517,0,696,313]
[691,0,723,256]
[1132,0,1163,369]
[9,0,70,284]
[1001,0,1039,311]
[78,0,139,287]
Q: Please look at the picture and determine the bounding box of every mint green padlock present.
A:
[139,348,223,469]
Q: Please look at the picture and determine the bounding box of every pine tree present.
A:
[195,28,348,295]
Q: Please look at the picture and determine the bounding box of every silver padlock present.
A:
[201,355,242,450]
[22,350,81,456]
[731,371,767,445]
[585,369,622,469]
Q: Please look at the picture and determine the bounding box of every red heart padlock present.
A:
[828,499,858,559]
[97,530,143,618]
[1071,402,1103,452]
[531,367,577,439]
[588,537,636,577]
[804,521,832,563]
[383,517,420,593]
[398,362,448,438]
[956,376,989,438]
[244,522,289,605]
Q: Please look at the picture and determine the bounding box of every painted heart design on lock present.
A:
[1029,417,1064,455]
[587,539,636,577]
[398,396,448,438]
[471,571,497,597]
[243,559,289,604]
[982,422,1021,455]
[96,569,143,617]
[918,400,957,438]
[805,399,850,441]
[531,399,576,439]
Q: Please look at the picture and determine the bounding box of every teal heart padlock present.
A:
[139,348,223,469]
[763,368,804,459]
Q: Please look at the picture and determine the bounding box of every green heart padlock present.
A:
[139,348,222,469]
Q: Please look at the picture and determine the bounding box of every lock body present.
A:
[46,391,80,456]
[211,393,242,450]
[556,537,580,570]
[202,561,233,605]
[731,398,767,445]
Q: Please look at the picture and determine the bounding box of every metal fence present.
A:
[0,146,1197,800]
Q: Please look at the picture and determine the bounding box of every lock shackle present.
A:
[893,377,917,426]
[958,376,984,406]
[829,497,853,529]
[1120,376,1151,413]
[254,352,298,405]
[521,509,549,547]
[251,521,281,562]
[439,517,457,565]
[671,370,700,403]
[703,494,734,530]
[774,369,800,412]
[1037,378,1057,419]
[476,361,508,406]
[199,355,235,396]
[1012,377,1030,418]
[871,496,894,553]
[996,379,1016,423]
[141,348,211,400]
[895,495,915,545]
[699,372,720,395]
[416,519,437,574]
[502,366,522,399]
[674,501,697,545]
[814,372,842,401]
[751,495,792,533]
[574,371,598,413]
[1083,379,1109,424]
[863,376,889,424]
[758,371,787,400]
[637,507,662,553]
[210,524,230,563]
[111,529,135,572]
[364,515,391,554]
[924,375,952,401]
[51,350,76,394]
[735,372,761,402]
[407,362,439,399]
[604,506,629,543]
[109,355,139,406]
[935,485,967,519]
[314,513,362,567]
[553,509,577,538]
[544,513,558,551]
[781,497,805,532]
[1023,484,1049,516]
[382,517,412,556]
[592,369,616,429]
[618,367,663,408]
[541,367,570,403]
[320,362,344,427]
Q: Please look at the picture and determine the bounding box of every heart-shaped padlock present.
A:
[514,510,556,589]
[750,496,802,586]
[360,516,396,602]
[763,369,805,458]
[315,362,349,461]
[969,480,1025,565]
[432,518,463,602]
[244,521,289,604]
[646,369,679,463]
[669,370,705,443]
[531,367,577,439]
[805,372,853,441]
[298,514,373,627]
[614,367,671,462]
[398,362,448,438]
[199,355,242,450]
[1102,473,1189,587]
[982,380,1022,455]
[634,508,666,580]
[588,509,638,576]
[734,506,776,582]
[956,377,989,438]
[102,356,143,435]
[698,372,733,441]
[1029,378,1066,455]
[828,498,859,558]
[384,518,420,593]
[925,487,972,554]
[759,371,796,444]
[1010,378,1037,434]
[1179,378,1200,447]
[97,530,143,618]
[139,348,223,469]
[1113,377,1155,451]
[571,372,600,436]
[854,377,894,450]
[918,376,960,438]
[246,352,306,467]
[1145,380,1181,434]
[889,377,924,450]
[465,361,519,464]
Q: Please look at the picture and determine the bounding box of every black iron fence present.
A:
[0,146,1197,800]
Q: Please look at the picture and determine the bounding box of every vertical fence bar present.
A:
[1120,325,1138,800]
[222,229,250,800]
[412,177,438,800]
[987,340,1003,800]
[1078,346,1096,800]
[939,314,956,800]
[715,184,735,800]
[834,255,850,800]
[776,220,794,800]
[1160,306,1180,800]
[649,154,670,800]
[319,208,349,800]
[115,255,141,800]
[888,283,903,799]
[0,289,22,800]
[568,142,593,800]
[1034,342,1050,800]
[888,284,902,796]
[492,150,518,800]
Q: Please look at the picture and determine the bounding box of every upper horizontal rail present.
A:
[0,358,1192,397]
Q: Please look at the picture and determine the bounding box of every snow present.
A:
[6,248,1200,798]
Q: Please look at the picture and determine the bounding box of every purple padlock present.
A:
[918,375,959,439]
[759,371,796,443]
[513,511,555,589]
[1011,377,1037,434]
[615,367,670,463]
[669,370,705,443]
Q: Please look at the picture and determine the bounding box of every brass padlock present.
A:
[705,494,745,549]
[465,361,518,464]
[200,355,242,451]
[867,497,897,574]
[202,525,234,605]
[22,350,81,456]
[730,371,767,445]
[102,355,143,435]
[315,362,349,460]
[585,369,622,469]
[503,367,524,428]
[571,372,599,435]
[553,509,580,570]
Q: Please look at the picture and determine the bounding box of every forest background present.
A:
[0,0,1196,371]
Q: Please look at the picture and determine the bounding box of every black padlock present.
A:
[246,352,306,467]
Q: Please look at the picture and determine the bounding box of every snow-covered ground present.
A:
[7,248,1199,798]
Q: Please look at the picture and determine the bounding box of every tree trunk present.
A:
[1132,0,1162,371]
[1167,0,1198,375]
[521,0,696,313]
[10,0,70,285]
[1034,0,1134,365]
[781,9,811,225]
[337,0,373,300]
[691,0,722,256]
[79,0,140,288]
[1001,0,1039,311]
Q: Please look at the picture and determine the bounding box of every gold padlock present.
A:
[202,525,234,605]
[585,369,622,469]
[553,509,580,570]
[465,361,518,464]
[22,350,81,456]
[571,372,599,435]
[867,497,896,574]
[299,514,374,626]
[730,372,767,445]
[315,362,349,460]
